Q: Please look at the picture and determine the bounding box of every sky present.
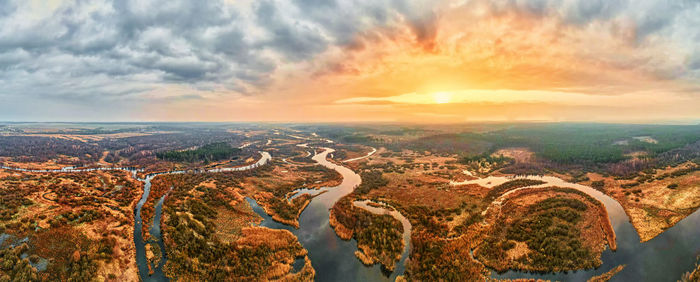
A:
[0,0,699,123]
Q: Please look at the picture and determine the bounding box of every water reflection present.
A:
[454,173,700,282]
[248,148,411,281]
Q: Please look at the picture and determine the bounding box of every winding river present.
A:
[133,152,271,282]
[353,199,413,278]
[133,175,167,281]
[247,148,413,281]
[3,147,700,281]
[2,152,271,282]
[453,174,700,282]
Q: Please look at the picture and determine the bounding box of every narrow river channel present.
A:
[3,147,699,281]
[453,174,700,282]
[134,152,272,282]
[3,152,272,282]
[246,148,413,281]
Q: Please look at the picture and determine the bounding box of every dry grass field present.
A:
[588,162,700,242]
[476,187,615,272]
[0,169,141,281]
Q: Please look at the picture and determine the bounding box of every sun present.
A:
[432,92,452,104]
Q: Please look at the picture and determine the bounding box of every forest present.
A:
[147,167,313,281]
[0,168,138,281]
[472,124,700,172]
[0,136,101,164]
[315,123,700,176]
[156,142,242,163]
[406,232,486,281]
[476,195,600,272]
[100,129,248,166]
[0,125,254,169]
[330,197,404,271]
[354,170,389,194]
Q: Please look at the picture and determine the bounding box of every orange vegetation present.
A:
[477,187,616,273]
[0,169,141,281]
[588,265,626,282]
[589,162,700,242]
[493,148,535,163]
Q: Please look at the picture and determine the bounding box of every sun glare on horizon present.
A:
[433,92,452,104]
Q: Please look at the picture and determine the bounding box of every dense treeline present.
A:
[311,123,700,176]
[355,170,388,194]
[0,136,101,164]
[507,198,595,271]
[0,128,254,167]
[341,134,378,144]
[485,124,700,167]
[405,133,492,154]
[164,199,305,279]
[655,140,700,167]
[28,127,145,135]
[499,162,549,175]
[407,232,486,281]
[99,130,247,165]
[477,196,599,272]
[460,153,512,164]
[330,197,404,271]
[151,168,312,280]
[261,186,311,224]
[156,142,241,163]
[454,124,700,176]
[398,205,449,237]
[0,244,39,281]
[0,169,138,281]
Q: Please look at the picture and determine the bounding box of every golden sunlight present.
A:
[432,92,452,104]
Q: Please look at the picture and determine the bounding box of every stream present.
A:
[453,174,700,282]
[1,152,271,282]
[133,175,168,282]
[3,148,699,281]
[133,151,271,281]
[353,199,413,278]
[246,148,413,281]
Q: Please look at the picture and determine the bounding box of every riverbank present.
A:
[149,169,315,281]
[328,196,405,272]
[477,187,617,273]
[0,168,141,281]
[586,163,700,242]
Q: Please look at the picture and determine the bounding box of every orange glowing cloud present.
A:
[238,0,698,122]
[2,0,698,122]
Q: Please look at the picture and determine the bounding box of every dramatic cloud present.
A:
[0,0,698,122]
